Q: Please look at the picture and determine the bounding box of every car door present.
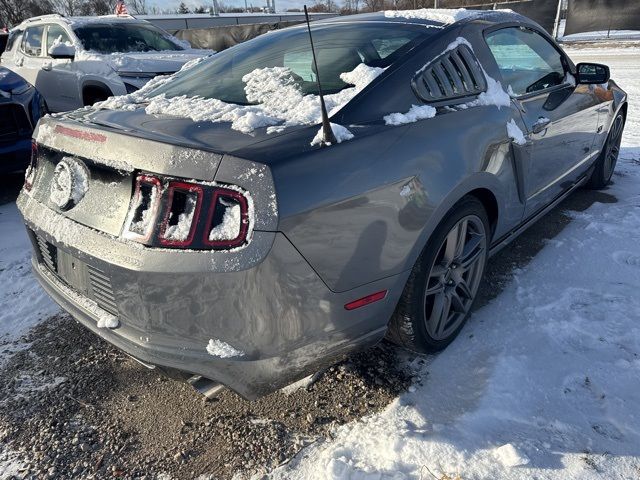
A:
[12,25,45,87]
[485,26,600,219]
[40,24,81,112]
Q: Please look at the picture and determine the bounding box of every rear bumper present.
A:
[19,192,407,399]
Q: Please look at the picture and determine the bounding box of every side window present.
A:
[6,29,23,52]
[21,26,45,57]
[485,27,565,96]
[46,24,72,55]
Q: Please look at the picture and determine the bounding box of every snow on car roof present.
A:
[329,8,521,27]
[17,14,147,29]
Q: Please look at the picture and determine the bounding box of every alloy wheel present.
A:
[604,115,624,182]
[423,215,487,341]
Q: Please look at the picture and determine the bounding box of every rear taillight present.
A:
[23,140,38,192]
[158,181,203,247]
[123,175,162,242]
[124,174,252,251]
[203,188,250,250]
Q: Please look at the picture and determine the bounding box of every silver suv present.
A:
[0,14,212,112]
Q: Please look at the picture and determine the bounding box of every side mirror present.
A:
[576,62,610,84]
[48,43,75,60]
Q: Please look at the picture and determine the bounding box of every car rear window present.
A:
[149,22,434,105]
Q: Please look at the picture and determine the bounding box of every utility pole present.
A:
[552,0,562,39]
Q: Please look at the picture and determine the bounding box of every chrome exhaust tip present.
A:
[188,375,225,399]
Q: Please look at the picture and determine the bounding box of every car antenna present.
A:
[304,5,337,146]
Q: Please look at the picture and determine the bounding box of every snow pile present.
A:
[209,202,241,241]
[473,71,512,108]
[95,55,209,110]
[164,195,197,242]
[310,123,354,146]
[384,104,436,125]
[506,119,527,145]
[384,8,481,24]
[102,63,385,139]
[206,339,244,358]
[493,443,530,467]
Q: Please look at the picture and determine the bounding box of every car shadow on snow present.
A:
[0,173,24,206]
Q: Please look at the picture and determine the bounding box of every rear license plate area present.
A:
[55,249,90,296]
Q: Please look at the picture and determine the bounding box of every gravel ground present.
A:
[0,173,618,479]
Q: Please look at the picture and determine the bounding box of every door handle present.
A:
[531,118,551,134]
[15,57,23,67]
[41,62,52,71]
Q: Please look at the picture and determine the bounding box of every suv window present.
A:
[46,24,72,55]
[22,26,45,56]
[485,27,565,96]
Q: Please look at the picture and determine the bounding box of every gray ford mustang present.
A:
[18,9,627,399]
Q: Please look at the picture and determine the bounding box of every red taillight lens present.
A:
[203,188,250,250]
[23,140,38,192]
[344,290,388,310]
[123,175,162,242]
[158,181,203,247]
[123,174,251,251]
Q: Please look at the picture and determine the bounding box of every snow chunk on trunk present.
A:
[310,123,354,146]
[493,443,530,467]
[384,104,436,125]
[506,119,527,145]
[206,339,244,358]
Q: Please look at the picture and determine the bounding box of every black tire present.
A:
[387,196,490,353]
[83,87,110,106]
[587,112,625,190]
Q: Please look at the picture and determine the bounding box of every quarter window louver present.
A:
[412,44,487,103]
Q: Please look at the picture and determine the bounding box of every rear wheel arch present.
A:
[467,187,499,238]
[82,82,112,106]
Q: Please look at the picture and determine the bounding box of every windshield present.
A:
[150,22,434,105]
[73,23,183,54]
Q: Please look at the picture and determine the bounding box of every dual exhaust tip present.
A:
[126,353,225,399]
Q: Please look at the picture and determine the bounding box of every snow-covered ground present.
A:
[268,46,640,480]
[0,204,58,348]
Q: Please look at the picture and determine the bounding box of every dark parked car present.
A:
[18,10,626,399]
[0,66,46,173]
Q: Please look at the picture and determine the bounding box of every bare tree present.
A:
[0,0,55,28]
[127,0,148,15]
